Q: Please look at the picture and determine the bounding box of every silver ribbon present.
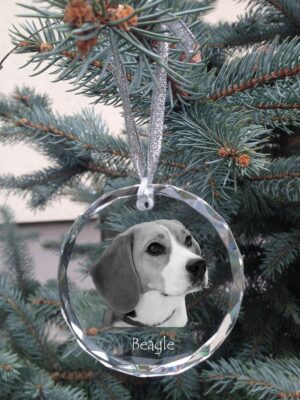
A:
[109,18,198,210]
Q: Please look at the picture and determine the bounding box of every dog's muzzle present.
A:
[186,259,207,286]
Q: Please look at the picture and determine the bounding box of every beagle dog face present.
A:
[90,219,208,315]
[131,220,207,296]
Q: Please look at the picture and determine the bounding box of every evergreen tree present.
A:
[1,0,300,399]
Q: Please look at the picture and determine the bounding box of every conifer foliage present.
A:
[1,0,300,399]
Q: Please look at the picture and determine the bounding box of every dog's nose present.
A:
[186,259,206,279]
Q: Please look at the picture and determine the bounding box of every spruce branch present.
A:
[250,171,300,181]
[248,156,300,203]
[29,282,65,326]
[2,88,247,209]
[210,64,300,101]
[202,358,300,400]
[266,0,299,23]
[8,6,211,109]
[32,298,60,307]
[87,371,131,400]
[0,350,22,398]
[209,37,300,101]
[0,90,136,205]
[260,230,300,281]
[51,370,97,382]
[10,0,208,96]
[86,163,128,177]
[215,77,300,128]
[269,285,300,326]
[248,0,300,28]
[0,207,38,297]
[207,11,297,48]
[14,116,104,151]
[0,105,131,180]
[212,70,300,127]
[256,104,300,110]
[170,107,269,183]
[19,371,87,400]
[0,167,85,209]
[0,277,60,371]
[161,368,201,400]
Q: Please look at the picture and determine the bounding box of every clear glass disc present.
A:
[58,184,244,377]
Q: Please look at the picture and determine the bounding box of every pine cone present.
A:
[236,154,251,167]
[218,147,231,158]
[107,4,138,31]
[39,42,54,52]
[64,0,96,27]
[76,36,98,57]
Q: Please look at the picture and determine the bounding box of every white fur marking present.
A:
[132,290,187,327]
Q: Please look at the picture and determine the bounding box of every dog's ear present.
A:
[90,232,141,314]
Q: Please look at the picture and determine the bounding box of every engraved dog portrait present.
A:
[90,219,208,327]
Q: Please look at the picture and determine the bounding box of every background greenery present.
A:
[0,0,300,398]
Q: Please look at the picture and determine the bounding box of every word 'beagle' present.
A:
[90,219,208,327]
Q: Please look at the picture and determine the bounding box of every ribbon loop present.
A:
[109,17,199,210]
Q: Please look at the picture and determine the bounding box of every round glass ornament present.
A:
[58,184,244,377]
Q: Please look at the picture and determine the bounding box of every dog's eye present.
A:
[146,242,165,256]
[185,235,192,247]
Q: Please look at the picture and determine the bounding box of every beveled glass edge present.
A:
[58,184,245,377]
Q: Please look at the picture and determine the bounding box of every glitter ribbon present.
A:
[109,18,198,210]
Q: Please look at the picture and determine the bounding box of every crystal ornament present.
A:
[58,185,244,377]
